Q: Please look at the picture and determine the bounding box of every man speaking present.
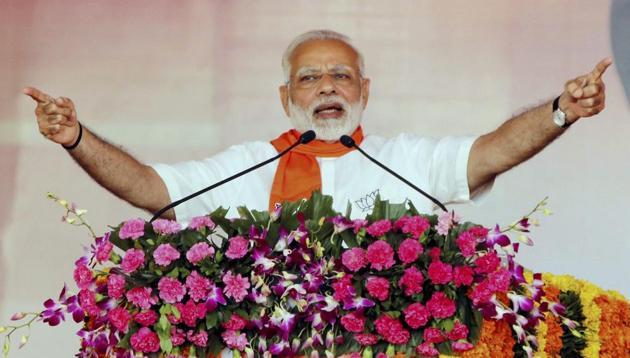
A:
[24,30,611,223]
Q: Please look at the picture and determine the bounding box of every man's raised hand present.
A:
[560,57,613,123]
[24,87,80,146]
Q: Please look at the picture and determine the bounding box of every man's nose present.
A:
[318,74,336,95]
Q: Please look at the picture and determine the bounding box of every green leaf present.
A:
[206,311,219,329]
[171,305,181,320]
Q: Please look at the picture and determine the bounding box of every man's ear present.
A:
[361,78,371,109]
[279,85,290,117]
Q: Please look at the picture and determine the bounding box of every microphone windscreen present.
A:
[339,135,355,148]
[300,130,316,144]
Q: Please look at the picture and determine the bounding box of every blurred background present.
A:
[1,0,628,356]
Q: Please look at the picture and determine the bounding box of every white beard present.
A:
[288,95,363,141]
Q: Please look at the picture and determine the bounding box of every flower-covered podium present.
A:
[2,192,629,357]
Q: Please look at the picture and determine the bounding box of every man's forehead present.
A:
[289,39,360,73]
[295,64,353,75]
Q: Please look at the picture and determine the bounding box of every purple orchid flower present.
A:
[329,215,353,234]
[343,297,375,310]
[205,285,226,312]
[509,292,535,312]
[270,306,297,341]
[486,225,511,247]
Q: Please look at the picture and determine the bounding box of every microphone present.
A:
[339,135,448,212]
[150,130,317,222]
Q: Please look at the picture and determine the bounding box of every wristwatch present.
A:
[552,96,571,129]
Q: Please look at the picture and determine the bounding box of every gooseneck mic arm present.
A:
[339,135,448,212]
[150,130,317,222]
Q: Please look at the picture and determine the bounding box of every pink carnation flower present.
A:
[428,261,453,285]
[342,247,368,272]
[185,270,211,302]
[366,219,392,237]
[78,289,99,316]
[175,300,207,327]
[73,263,93,290]
[395,215,430,238]
[226,236,249,260]
[453,266,474,287]
[423,327,446,344]
[107,274,126,299]
[126,287,157,309]
[366,276,389,301]
[151,218,181,235]
[340,311,365,333]
[130,327,160,353]
[352,219,369,233]
[366,240,395,271]
[416,342,440,357]
[397,238,424,264]
[222,314,248,331]
[354,333,379,346]
[186,242,214,264]
[121,248,145,273]
[170,327,186,346]
[187,330,208,347]
[221,330,248,350]
[488,268,511,292]
[469,279,494,306]
[436,211,460,236]
[403,302,430,329]
[119,218,145,240]
[452,341,474,352]
[427,291,456,319]
[332,274,356,301]
[474,252,500,274]
[134,310,158,326]
[188,216,215,230]
[158,277,186,304]
[108,307,132,333]
[448,321,470,341]
[153,243,181,266]
[222,271,250,302]
[399,266,424,296]
[374,314,409,345]
[456,231,478,257]
[95,234,113,262]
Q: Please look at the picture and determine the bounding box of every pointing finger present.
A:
[589,57,613,82]
[55,96,75,109]
[23,87,53,104]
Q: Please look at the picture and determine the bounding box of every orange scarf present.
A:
[269,127,364,210]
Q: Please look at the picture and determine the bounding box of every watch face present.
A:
[553,109,566,127]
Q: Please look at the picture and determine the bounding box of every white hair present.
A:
[282,29,366,83]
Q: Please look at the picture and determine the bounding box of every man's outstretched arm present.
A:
[24,87,175,219]
[467,58,612,193]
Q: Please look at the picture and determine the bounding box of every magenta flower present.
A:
[187,330,208,347]
[456,231,478,257]
[158,277,186,303]
[399,266,425,296]
[188,215,215,230]
[366,240,395,271]
[186,242,214,264]
[428,260,453,285]
[153,243,180,266]
[453,266,474,287]
[107,274,126,299]
[342,247,368,272]
[330,215,353,234]
[126,287,157,309]
[452,341,474,353]
[486,224,511,247]
[185,270,211,302]
[226,236,249,259]
[395,215,430,238]
[332,275,356,301]
[222,271,250,302]
[175,300,207,327]
[474,252,500,274]
[222,330,248,350]
[352,219,369,233]
[119,218,145,240]
[130,327,160,353]
[121,248,145,273]
[205,284,227,312]
[404,302,430,329]
[366,219,392,237]
[423,327,446,344]
[108,307,132,333]
[448,321,470,340]
[134,310,158,326]
[151,218,182,235]
[427,291,456,319]
[416,342,439,357]
[94,232,113,262]
[397,238,424,264]
[340,311,365,333]
[365,276,390,301]
[73,263,93,290]
[343,296,375,310]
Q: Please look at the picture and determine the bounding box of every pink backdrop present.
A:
[1,1,629,356]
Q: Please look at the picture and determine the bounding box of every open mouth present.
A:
[313,102,345,119]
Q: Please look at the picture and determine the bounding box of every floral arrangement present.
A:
[1,192,628,357]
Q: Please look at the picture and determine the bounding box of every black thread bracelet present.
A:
[62,122,83,150]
